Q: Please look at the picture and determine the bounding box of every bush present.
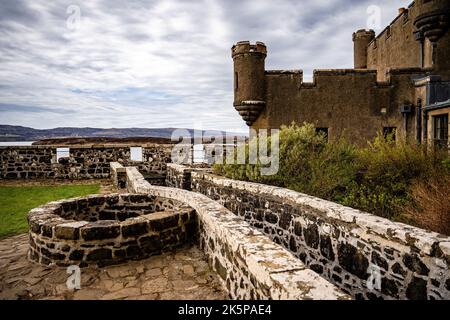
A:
[214,122,358,201]
[340,133,446,219]
[213,122,450,234]
[402,175,450,235]
[264,123,357,200]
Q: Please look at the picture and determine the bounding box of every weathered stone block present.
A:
[55,221,88,240]
[278,211,292,229]
[320,235,335,261]
[149,215,179,231]
[86,248,112,261]
[139,235,161,254]
[81,221,120,240]
[304,224,319,249]
[381,278,399,297]
[214,257,227,281]
[41,225,54,238]
[406,277,428,300]
[69,249,84,261]
[403,254,430,276]
[264,212,278,224]
[371,251,389,271]
[121,221,149,238]
[99,210,116,220]
[337,243,369,280]
[293,221,302,237]
[391,262,406,277]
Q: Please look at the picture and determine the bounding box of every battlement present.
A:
[263,67,433,90]
[312,69,377,76]
[231,41,267,58]
[297,69,378,89]
[352,29,375,41]
[265,70,303,75]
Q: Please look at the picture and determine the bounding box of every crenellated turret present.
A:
[353,29,375,69]
[231,41,267,126]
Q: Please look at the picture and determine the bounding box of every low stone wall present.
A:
[115,163,349,300]
[166,164,450,300]
[110,162,127,189]
[28,193,196,267]
[165,163,212,190]
[0,145,171,182]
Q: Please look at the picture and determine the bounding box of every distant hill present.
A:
[0,125,246,142]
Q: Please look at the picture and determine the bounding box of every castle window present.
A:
[433,114,448,148]
[316,127,329,142]
[235,72,238,90]
[386,26,391,39]
[383,127,397,141]
[56,148,70,162]
[130,147,143,162]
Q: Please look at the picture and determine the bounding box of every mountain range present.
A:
[0,125,246,142]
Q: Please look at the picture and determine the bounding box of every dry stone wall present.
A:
[28,193,196,267]
[0,145,171,183]
[166,164,450,300]
[165,163,213,190]
[113,163,349,300]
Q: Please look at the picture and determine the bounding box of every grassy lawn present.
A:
[0,184,100,238]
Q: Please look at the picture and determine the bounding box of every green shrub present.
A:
[340,133,447,219]
[214,122,450,230]
[215,122,358,201]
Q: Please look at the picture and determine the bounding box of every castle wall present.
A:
[366,6,422,81]
[166,164,450,300]
[253,69,427,144]
[434,31,450,80]
[121,164,349,300]
[366,1,450,82]
[0,145,172,183]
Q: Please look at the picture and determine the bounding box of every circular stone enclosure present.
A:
[28,193,197,267]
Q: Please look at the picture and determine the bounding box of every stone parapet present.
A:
[0,145,171,181]
[28,193,196,267]
[116,164,349,300]
[184,170,450,300]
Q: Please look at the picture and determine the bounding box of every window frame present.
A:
[432,114,449,148]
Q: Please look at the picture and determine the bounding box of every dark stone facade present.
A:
[233,1,450,147]
[166,164,450,300]
[0,145,171,183]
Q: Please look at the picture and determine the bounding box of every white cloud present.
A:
[0,0,411,132]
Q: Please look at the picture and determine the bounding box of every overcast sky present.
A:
[0,0,411,132]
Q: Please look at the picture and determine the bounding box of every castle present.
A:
[232,0,450,146]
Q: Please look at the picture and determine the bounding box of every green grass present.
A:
[0,184,100,238]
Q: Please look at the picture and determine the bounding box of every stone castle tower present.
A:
[232,0,450,147]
